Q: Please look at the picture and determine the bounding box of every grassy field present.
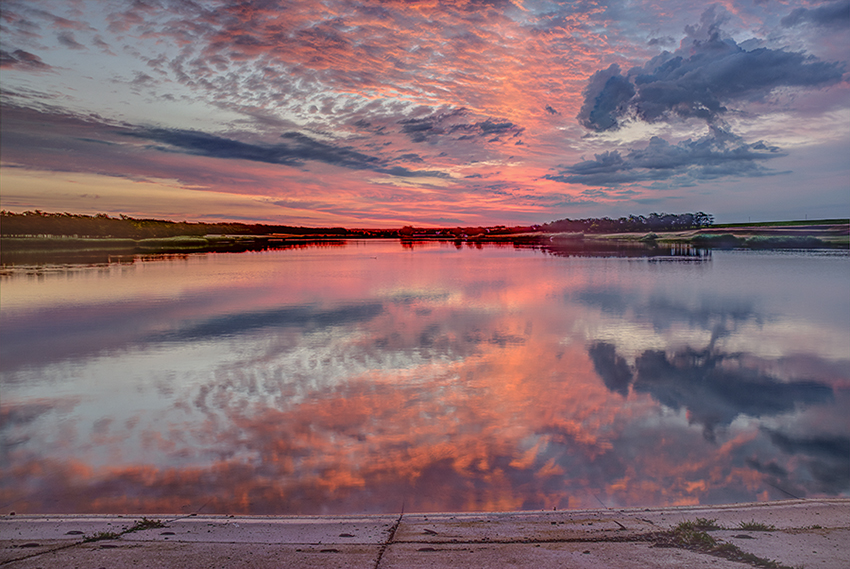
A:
[0,234,319,263]
[711,218,848,228]
[571,219,849,249]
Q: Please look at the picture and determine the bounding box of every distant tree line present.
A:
[1,210,715,239]
[540,212,714,233]
[0,211,355,238]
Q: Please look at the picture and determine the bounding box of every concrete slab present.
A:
[118,515,396,544]
[715,529,850,569]
[380,541,750,569]
[0,514,396,545]
[625,499,850,530]
[1,500,847,568]
[2,541,379,569]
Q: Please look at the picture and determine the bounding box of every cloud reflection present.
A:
[633,346,832,440]
[2,245,848,513]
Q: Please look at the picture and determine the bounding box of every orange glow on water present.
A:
[1,243,847,514]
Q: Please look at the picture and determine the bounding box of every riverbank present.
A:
[2,499,847,568]
[1,220,847,266]
[0,234,347,265]
[565,220,849,250]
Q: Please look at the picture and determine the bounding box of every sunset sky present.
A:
[1,0,848,227]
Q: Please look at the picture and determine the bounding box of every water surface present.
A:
[1,241,848,514]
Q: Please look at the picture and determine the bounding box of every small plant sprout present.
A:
[738,520,776,531]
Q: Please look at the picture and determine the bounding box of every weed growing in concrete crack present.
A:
[82,531,121,543]
[714,543,785,568]
[129,517,167,531]
[653,519,793,569]
[671,527,717,549]
[738,520,776,531]
[676,517,724,531]
[82,517,167,543]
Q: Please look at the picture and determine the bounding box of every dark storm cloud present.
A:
[0,49,51,70]
[577,63,635,132]
[399,108,468,142]
[129,128,303,166]
[745,458,789,479]
[128,128,450,178]
[565,8,844,187]
[399,108,523,144]
[647,36,675,47]
[548,130,785,186]
[588,343,834,441]
[578,8,845,132]
[781,1,850,28]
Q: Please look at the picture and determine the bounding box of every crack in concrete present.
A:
[393,532,658,546]
[373,510,404,569]
[1,541,80,566]
[384,529,799,569]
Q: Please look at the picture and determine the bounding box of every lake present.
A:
[1,241,848,515]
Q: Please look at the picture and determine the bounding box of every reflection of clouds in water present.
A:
[587,343,632,397]
[0,299,192,376]
[590,342,834,438]
[186,300,531,413]
[634,348,834,439]
[589,340,848,498]
[151,303,385,343]
[574,287,761,340]
[3,247,848,513]
[0,397,82,466]
[5,329,847,514]
[575,252,849,500]
[761,428,850,495]
[2,336,617,513]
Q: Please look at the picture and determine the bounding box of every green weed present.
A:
[738,520,776,531]
[676,517,724,531]
[129,517,167,531]
[82,531,121,542]
[82,517,167,543]
[654,519,793,569]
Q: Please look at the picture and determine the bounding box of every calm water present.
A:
[1,241,848,514]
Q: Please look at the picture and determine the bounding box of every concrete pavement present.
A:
[1,499,847,568]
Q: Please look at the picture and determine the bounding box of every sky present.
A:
[1,0,848,227]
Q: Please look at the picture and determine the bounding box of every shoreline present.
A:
[1,220,848,264]
[3,499,847,568]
